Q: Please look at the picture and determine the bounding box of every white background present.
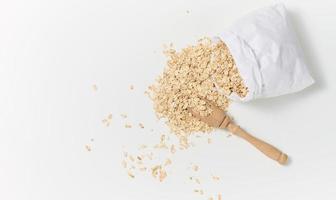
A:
[0,0,335,199]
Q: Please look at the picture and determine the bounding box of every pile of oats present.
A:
[148,38,247,137]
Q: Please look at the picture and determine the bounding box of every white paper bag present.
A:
[218,3,314,101]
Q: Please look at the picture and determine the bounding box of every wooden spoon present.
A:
[188,101,288,165]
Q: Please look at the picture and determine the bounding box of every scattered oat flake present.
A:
[170,145,176,154]
[85,145,91,152]
[139,144,147,150]
[151,165,161,178]
[212,176,220,181]
[92,84,98,91]
[159,169,167,182]
[194,189,203,195]
[147,152,153,160]
[139,167,147,171]
[125,124,132,128]
[122,160,127,168]
[195,178,201,184]
[192,165,199,172]
[150,165,168,182]
[128,155,135,162]
[154,144,167,149]
[137,156,142,161]
[102,120,110,127]
[139,123,144,128]
[102,114,112,127]
[144,91,151,98]
[160,134,166,141]
[208,138,212,144]
[164,159,172,166]
[136,160,143,165]
[127,171,135,178]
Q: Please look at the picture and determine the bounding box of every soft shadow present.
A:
[285,156,292,167]
[239,9,325,111]
[288,9,325,91]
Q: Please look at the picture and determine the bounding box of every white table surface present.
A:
[1,0,335,199]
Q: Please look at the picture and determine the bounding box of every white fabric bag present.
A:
[218,3,314,101]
